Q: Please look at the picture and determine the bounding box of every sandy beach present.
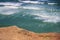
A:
[0,26,60,40]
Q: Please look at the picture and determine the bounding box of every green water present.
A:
[0,4,60,33]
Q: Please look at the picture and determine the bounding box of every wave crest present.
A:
[31,12,60,23]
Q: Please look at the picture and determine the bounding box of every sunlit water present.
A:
[0,3,60,33]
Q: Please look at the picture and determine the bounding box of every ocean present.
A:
[0,2,60,33]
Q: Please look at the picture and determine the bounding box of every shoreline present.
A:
[0,26,60,40]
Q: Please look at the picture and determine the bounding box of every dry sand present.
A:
[0,26,60,40]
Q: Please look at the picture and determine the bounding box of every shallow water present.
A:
[0,3,60,33]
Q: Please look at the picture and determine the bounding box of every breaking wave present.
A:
[31,12,60,23]
[0,2,22,6]
[0,2,60,23]
[21,1,57,5]
[20,6,41,10]
[0,6,19,15]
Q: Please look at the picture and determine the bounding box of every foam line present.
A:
[21,1,57,5]
[32,13,60,23]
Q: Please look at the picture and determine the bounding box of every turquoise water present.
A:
[0,3,60,33]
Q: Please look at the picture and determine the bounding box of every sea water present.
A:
[0,3,60,33]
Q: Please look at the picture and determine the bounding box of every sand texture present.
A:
[0,26,60,40]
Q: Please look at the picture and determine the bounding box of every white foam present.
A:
[0,10,18,15]
[21,1,47,4]
[0,2,22,7]
[0,2,15,5]
[4,6,19,9]
[22,7,39,10]
[22,1,38,3]
[32,13,60,23]
[0,6,19,15]
[2,11,16,15]
[0,2,41,10]
[20,6,42,10]
[48,3,57,5]
[21,1,57,5]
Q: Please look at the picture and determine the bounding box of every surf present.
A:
[20,1,57,5]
